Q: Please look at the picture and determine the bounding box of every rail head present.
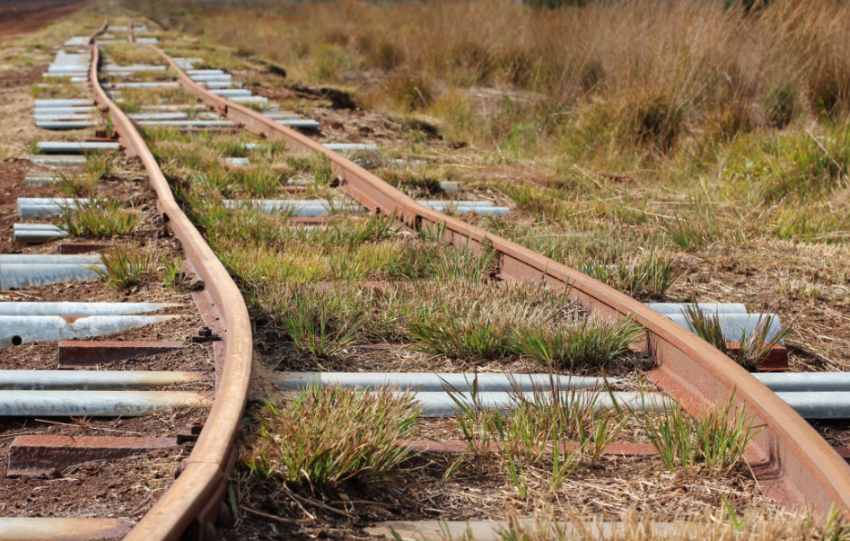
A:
[88,39,253,540]
[152,44,850,519]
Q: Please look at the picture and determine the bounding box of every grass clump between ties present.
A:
[512,315,643,369]
[682,305,791,371]
[91,244,151,290]
[84,151,115,181]
[243,385,421,492]
[643,391,763,478]
[444,377,629,495]
[57,171,98,197]
[56,199,139,238]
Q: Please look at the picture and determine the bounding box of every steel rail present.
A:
[88,38,253,540]
[151,44,850,519]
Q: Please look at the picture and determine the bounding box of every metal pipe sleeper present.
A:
[0,370,205,390]
[0,263,105,289]
[0,391,211,416]
[0,315,179,347]
[274,372,612,393]
[0,302,178,316]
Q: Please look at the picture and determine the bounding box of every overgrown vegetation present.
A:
[643,392,762,477]
[243,386,420,490]
[56,199,139,238]
[92,244,151,290]
[683,305,791,371]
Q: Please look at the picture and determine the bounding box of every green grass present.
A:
[444,377,628,494]
[243,385,421,491]
[279,287,366,358]
[512,315,643,370]
[643,391,762,477]
[682,305,791,371]
[57,171,97,197]
[84,151,115,181]
[91,245,151,290]
[56,199,139,238]
[161,257,184,288]
[581,246,679,300]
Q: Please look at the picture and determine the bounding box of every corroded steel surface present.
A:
[156,46,850,520]
[57,340,185,367]
[88,36,253,541]
[8,435,177,477]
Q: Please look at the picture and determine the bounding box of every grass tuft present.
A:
[57,199,139,238]
[682,305,791,371]
[91,245,151,290]
[243,386,421,491]
[643,390,762,477]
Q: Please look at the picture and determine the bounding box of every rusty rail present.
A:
[150,45,850,520]
[88,36,253,541]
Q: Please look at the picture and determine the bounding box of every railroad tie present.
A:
[0,254,104,289]
[58,340,186,368]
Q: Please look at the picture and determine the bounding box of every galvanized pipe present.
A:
[665,313,784,344]
[136,120,235,128]
[13,224,67,244]
[0,315,179,347]
[0,370,205,390]
[755,373,850,393]
[391,391,671,418]
[645,303,748,315]
[0,391,211,416]
[35,121,96,130]
[0,255,100,265]
[36,141,121,153]
[28,155,87,165]
[0,263,104,289]
[34,99,93,107]
[776,393,850,419]
[0,302,178,316]
[274,372,610,393]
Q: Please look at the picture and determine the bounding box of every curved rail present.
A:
[88,37,253,540]
[152,45,850,519]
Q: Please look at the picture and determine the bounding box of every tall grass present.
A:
[139,0,850,154]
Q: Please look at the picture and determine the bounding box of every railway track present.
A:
[4,8,850,540]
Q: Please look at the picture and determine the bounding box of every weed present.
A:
[57,171,97,197]
[91,244,151,290]
[56,199,139,238]
[385,75,433,111]
[583,246,679,300]
[643,390,762,477]
[436,241,497,284]
[84,151,115,181]
[243,386,421,491]
[161,258,184,288]
[311,153,335,185]
[279,286,366,358]
[512,315,643,370]
[682,305,791,371]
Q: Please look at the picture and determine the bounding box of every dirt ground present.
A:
[0,0,87,40]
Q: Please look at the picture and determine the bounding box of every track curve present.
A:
[148,44,850,521]
[45,20,849,538]
[85,26,253,541]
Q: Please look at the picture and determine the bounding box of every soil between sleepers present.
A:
[0,68,217,525]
